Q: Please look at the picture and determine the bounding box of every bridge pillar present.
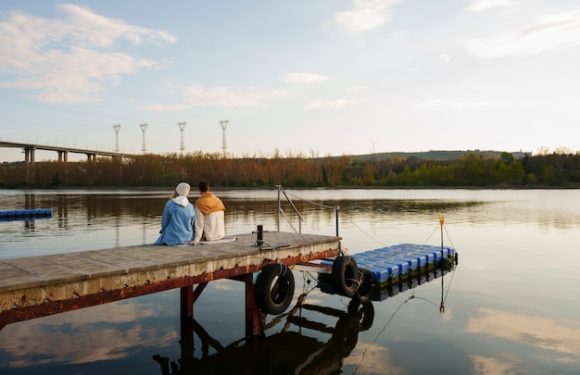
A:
[24,147,35,163]
[86,153,96,162]
[58,151,69,163]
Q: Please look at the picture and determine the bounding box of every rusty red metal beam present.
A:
[242,273,263,337]
[0,248,339,328]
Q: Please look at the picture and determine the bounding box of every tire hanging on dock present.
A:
[331,255,360,297]
[354,268,375,303]
[254,263,295,315]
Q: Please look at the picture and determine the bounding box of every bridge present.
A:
[0,140,137,163]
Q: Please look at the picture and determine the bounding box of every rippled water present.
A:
[1,189,579,374]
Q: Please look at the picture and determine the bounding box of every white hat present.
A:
[175,182,190,196]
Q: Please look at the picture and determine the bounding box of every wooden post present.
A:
[243,273,262,337]
[180,284,194,370]
[180,285,194,321]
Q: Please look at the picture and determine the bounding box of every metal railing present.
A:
[275,185,341,240]
[276,185,304,233]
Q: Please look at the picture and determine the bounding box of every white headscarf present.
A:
[173,182,190,207]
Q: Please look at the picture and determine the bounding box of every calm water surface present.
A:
[0,189,579,374]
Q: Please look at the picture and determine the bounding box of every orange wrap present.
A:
[195,192,225,215]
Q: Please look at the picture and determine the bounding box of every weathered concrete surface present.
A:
[0,232,340,316]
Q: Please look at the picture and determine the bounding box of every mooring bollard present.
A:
[256,224,264,246]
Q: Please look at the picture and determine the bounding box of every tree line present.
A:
[1,152,579,188]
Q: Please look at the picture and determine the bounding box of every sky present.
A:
[1,0,580,161]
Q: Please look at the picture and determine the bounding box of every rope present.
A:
[442,225,459,303]
[422,224,439,245]
[286,192,336,210]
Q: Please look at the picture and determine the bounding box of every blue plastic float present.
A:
[322,243,456,286]
[0,208,53,220]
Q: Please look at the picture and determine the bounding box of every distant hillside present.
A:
[349,150,529,162]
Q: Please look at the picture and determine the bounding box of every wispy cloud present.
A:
[349,85,369,93]
[414,99,443,108]
[305,99,360,110]
[283,72,329,84]
[440,54,452,63]
[144,84,288,111]
[335,0,401,34]
[466,307,580,356]
[455,101,488,108]
[471,355,518,375]
[466,10,580,58]
[0,4,175,103]
[466,0,516,13]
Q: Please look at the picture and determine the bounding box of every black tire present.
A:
[347,299,375,332]
[332,256,360,297]
[254,264,295,315]
[332,312,360,357]
[354,268,375,303]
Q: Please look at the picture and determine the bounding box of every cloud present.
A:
[440,54,452,63]
[0,4,175,103]
[335,0,400,34]
[471,355,517,375]
[466,307,580,356]
[344,343,404,374]
[305,99,360,110]
[466,10,580,58]
[349,85,369,93]
[454,101,488,108]
[1,301,177,366]
[144,84,288,111]
[466,0,516,13]
[414,99,443,108]
[283,72,330,84]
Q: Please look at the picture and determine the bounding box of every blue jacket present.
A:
[155,199,196,245]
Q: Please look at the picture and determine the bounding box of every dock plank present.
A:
[0,232,340,318]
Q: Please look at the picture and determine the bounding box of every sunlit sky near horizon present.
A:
[1,0,579,161]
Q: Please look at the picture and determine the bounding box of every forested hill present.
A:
[349,150,529,162]
[1,151,579,188]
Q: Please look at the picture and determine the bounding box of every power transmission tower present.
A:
[140,123,148,153]
[177,122,187,155]
[113,124,121,152]
[219,120,229,158]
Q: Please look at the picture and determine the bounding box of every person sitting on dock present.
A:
[155,182,196,246]
[193,180,225,243]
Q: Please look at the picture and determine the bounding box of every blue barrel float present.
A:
[0,208,53,221]
[321,243,458,298]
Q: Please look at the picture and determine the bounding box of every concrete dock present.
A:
[0,232,341,335]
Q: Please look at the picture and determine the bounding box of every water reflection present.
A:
[153,298,375,375]
[466,308,580,362]
[1,301,176,367]
[151,262,456,375]
[1,189,580,374]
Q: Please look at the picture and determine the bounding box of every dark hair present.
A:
[198,180,209,192]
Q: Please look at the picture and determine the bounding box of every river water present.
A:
[0,189,579,374]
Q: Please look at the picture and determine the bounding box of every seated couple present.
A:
[155,180,225,246]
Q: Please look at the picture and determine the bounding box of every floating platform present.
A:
[0,232,340,333]
[322,243,457,287]
[0,208,52,220]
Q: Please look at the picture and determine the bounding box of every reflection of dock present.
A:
[0,232,340,335]
[153,295,375,375]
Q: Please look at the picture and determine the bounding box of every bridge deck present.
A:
[0,232,340,326]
